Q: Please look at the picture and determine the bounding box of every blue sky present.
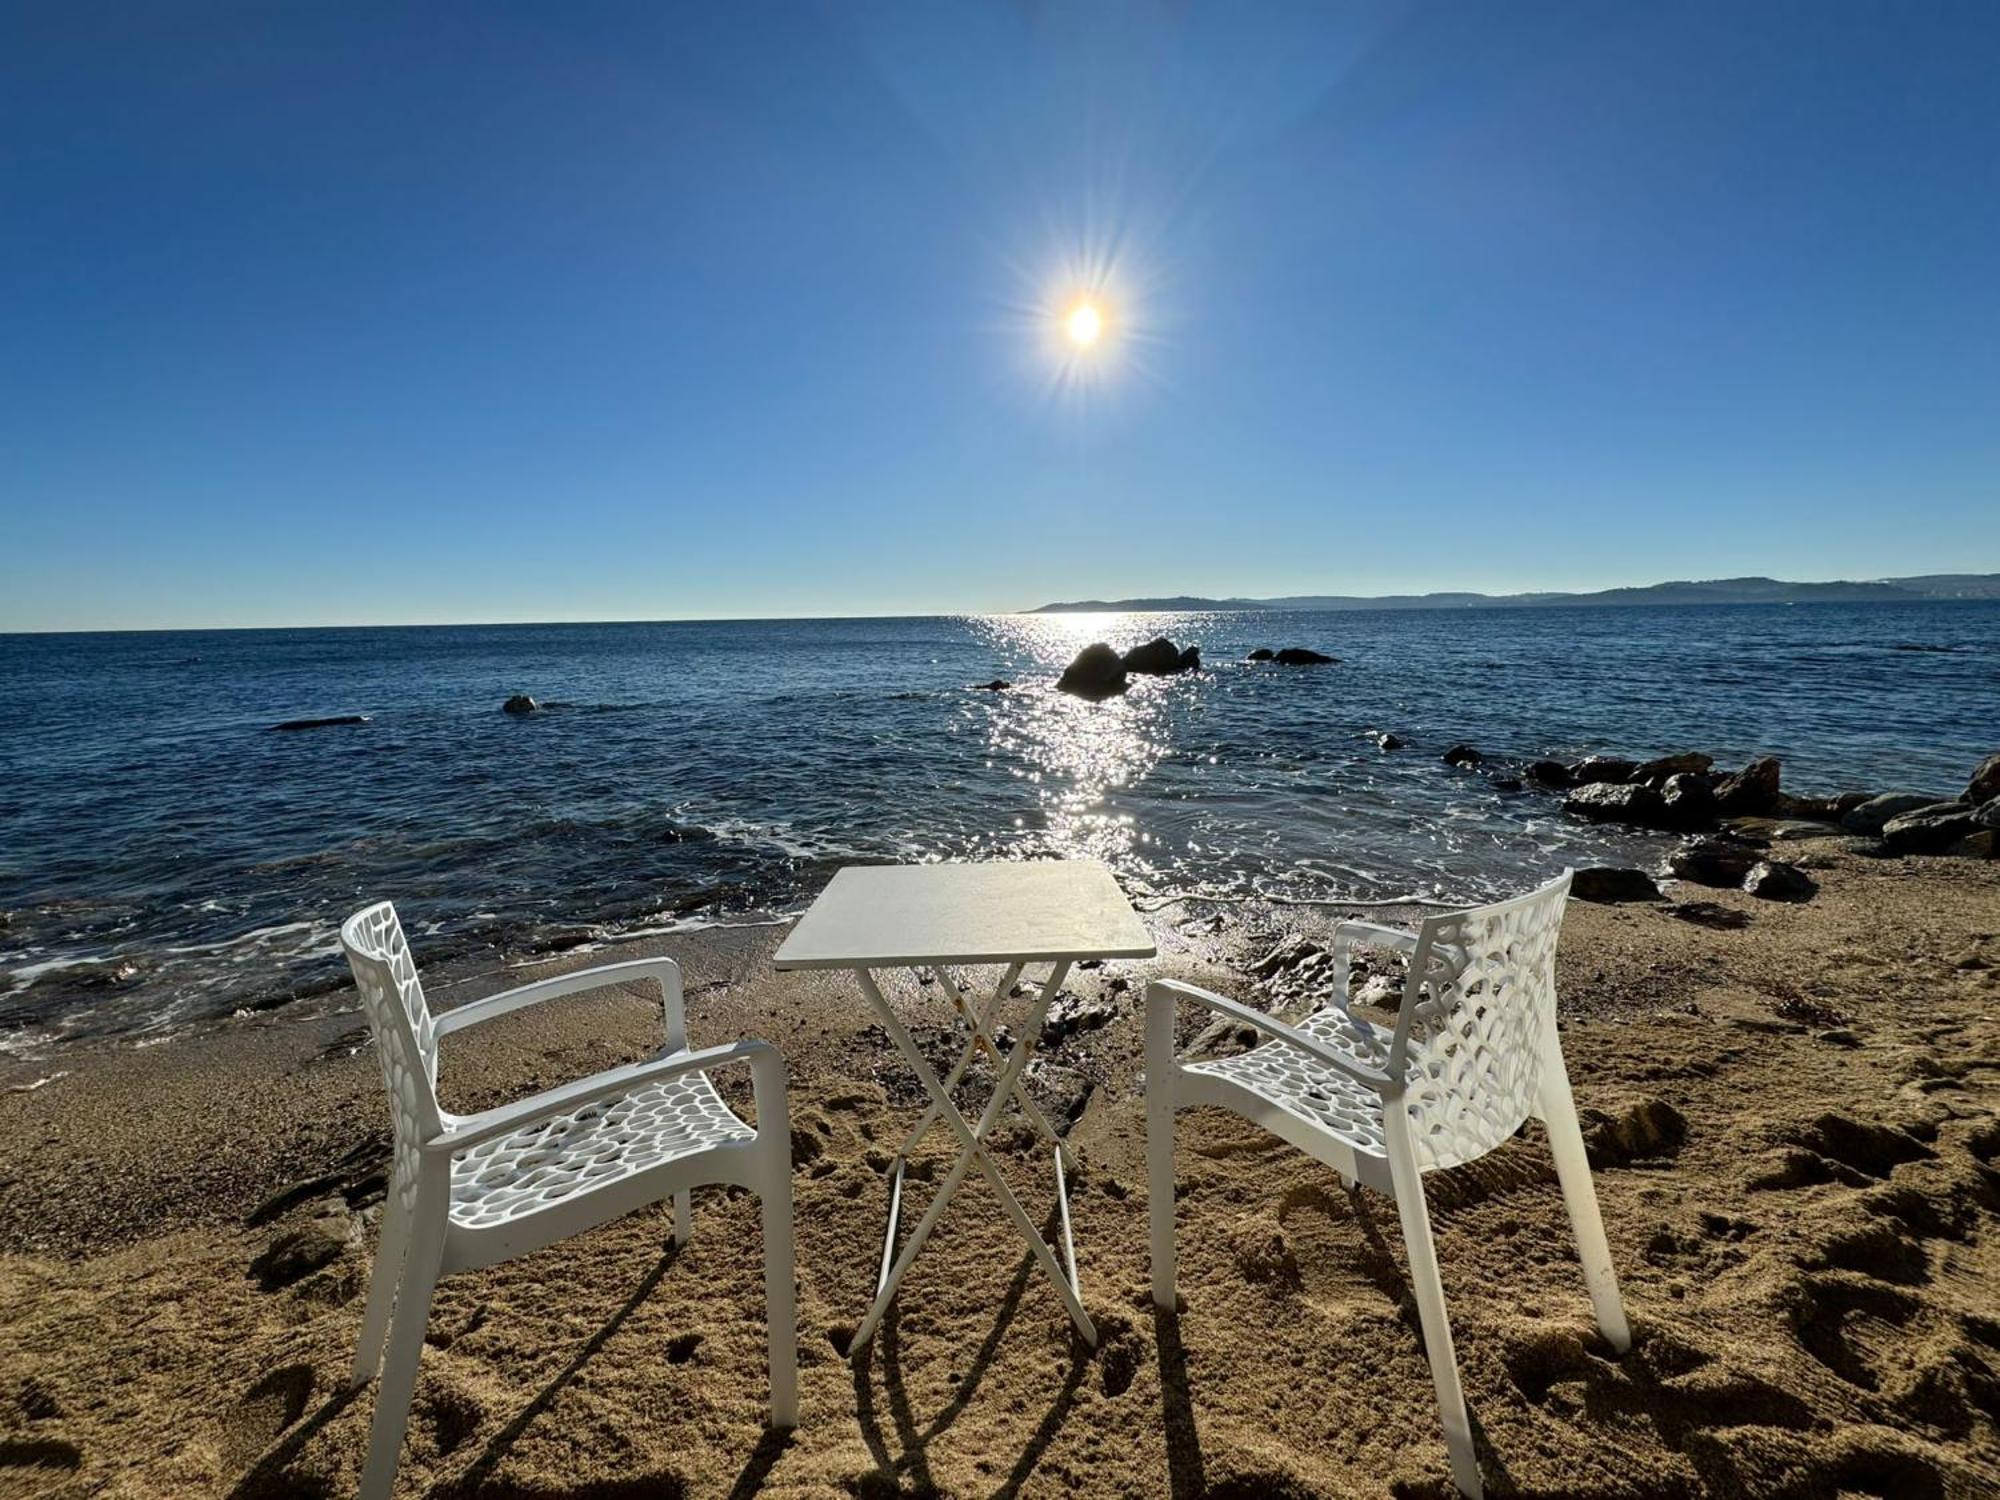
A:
[3,1,1996,630]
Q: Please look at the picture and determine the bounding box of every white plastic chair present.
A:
[1145,870,1629,1500]
[339,902,797,1500]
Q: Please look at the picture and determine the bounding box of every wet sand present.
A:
[1,843,1996,1498]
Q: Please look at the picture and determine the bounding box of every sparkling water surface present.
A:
[2,602,1993,1047]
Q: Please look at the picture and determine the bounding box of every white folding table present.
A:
[773,861,1155,1352]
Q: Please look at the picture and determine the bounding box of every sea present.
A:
[2,602,1994,1053]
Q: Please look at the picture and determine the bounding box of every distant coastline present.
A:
[1030,572,2000,613]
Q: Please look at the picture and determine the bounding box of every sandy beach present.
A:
[2,841,1996,1499]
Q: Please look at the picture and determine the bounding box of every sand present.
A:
[1,843,1997,1499]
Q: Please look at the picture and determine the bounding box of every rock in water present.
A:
[1121,637,1192,675]
[1526,759,1572,788]
[1633,751,1715,784]
[502,695,540,715]
[1564,781,1668,826]
[1881,802,1979,854]
[1668,838,1759,887]
[1965,753,2000,806]
[1744,860,1818,901]
[1055,643,1129,700]
[271,715,370,731]
[1714,756,1782,814]
[1375,732,1405,751]
[1570,867,1663,903]
[1569,755,1638,785]
[1273,647,1336,665]
[1441,744,1482,768]
[1246,648,1276,661]
[971,679,1011,691]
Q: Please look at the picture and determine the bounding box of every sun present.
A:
[1064,302,1104,349]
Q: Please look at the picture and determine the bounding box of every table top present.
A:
[772,861,1157,970]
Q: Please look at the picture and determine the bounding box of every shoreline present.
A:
[2,842,1996,1496]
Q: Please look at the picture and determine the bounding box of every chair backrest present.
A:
[1388,870,1572,1171]
[340,902,446,1164]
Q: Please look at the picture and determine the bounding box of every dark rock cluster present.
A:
[1441,743,1998,905]
[1054,637,1207,698]
[1050,637,1339,698]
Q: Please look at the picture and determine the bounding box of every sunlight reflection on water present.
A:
[956,610,1675,907]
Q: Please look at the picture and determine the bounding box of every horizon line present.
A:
[7,584,1998,639]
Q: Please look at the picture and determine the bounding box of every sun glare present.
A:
[1065,302,1104,349]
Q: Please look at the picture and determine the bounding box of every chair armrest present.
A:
[1145,980,1392,1090]
[427,1038,781,1154]
[434,957,686,1048]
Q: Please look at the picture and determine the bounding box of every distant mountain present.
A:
[1030,574,2000,613]
[1032,594,1278,613]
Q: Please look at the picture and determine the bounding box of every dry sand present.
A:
[1,844,1996,1498]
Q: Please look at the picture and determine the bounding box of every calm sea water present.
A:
[2,602,1994,1050]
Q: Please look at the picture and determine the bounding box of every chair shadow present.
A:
[724,1426,795,1500]
[1151,1306,1204,1500]
[1346,1188,1515,1494]
[227,1384,363,1500]
[428,1242,685,1498]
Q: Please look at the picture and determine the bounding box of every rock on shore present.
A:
[1713,756,1783,815]
[1967,752,2000,805]
[1570,866,1663,903]
[1881,802,1981,855]
[1841,792,1936,835]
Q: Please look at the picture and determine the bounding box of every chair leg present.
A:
[762,1157,798,1428]
[672,1189,693,1246]
[351,1178,414,1388]
[1144,985,1178,1310]
[359,1200,446,1500]
[1387,1142,1482,1500]
[1538,1061,1633,1352]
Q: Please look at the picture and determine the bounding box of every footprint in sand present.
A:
[1502,1322,1815,1437]
[1749,1108,2000,1445]
[219,1364,315,1473]
[1272,1184,1407,1315]
[420,1380,484,1458]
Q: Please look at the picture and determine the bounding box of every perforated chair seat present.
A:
[1184,1009,1391,1158]
[449,1065,755,1231]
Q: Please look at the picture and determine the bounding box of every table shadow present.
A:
[850,1210,1094,1498]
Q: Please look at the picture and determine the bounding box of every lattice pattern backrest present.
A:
[340,902,444,1167]
[1389,871,1570,1172]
